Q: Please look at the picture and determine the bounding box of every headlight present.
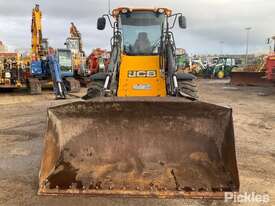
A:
[112,10,119,16]
[158,8,165,13]
[121,8,128,13]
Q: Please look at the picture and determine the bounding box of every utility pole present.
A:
[245,27,252,65]
[108,0,111,15]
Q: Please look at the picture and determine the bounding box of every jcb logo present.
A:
[128,70,157,78]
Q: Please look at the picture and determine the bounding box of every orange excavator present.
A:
[65,23,86,76]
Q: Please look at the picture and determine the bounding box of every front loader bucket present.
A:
[39,97,239,199]
[231,72,272,86]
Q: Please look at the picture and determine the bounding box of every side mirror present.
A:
[97,17,106,30]
[178,16,186,29]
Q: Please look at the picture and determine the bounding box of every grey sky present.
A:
[0,0,274,54]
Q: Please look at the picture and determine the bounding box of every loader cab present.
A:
[97,8,186,56]
[118,10,165,56]
[114,9,171,96]
[96,8,187,97]
[217,57,236,67]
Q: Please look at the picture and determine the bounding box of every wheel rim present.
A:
[217,70,225,79]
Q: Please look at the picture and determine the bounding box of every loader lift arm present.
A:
[83,31,121,99]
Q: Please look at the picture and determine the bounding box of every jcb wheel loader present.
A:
[39,8,239,199]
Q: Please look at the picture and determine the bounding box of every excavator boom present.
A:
[31,4,43,60]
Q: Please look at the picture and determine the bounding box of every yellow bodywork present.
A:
[117,55,166,97]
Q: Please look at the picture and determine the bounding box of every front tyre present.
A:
[217,70,225,79]
[82,81,104,100]
[177,80,198,100]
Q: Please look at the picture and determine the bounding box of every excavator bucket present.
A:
[38,97,239,199]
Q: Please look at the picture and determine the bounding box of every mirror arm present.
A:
[102,14,115,29]
[168,13,182,29]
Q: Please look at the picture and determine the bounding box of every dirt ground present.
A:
[0,79,274,206]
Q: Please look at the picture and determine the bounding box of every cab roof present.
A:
[112,7,172,18]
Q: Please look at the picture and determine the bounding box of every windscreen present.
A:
[120,12,164,55]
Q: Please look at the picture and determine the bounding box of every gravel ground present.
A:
[0,79,274,206]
